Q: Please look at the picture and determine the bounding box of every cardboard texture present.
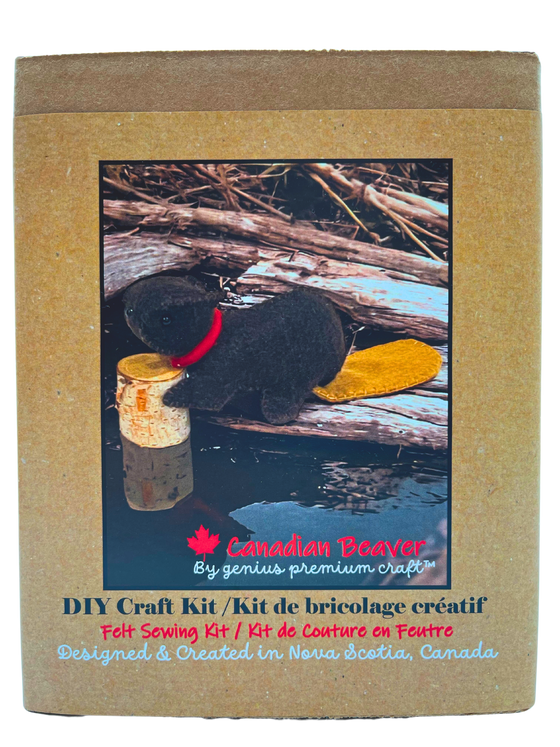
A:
[14,51,541,718]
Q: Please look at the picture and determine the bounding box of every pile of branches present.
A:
[103,161,449,450]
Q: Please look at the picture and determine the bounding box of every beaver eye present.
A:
[161,315,172,326]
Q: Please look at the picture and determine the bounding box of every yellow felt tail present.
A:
[313,339,442,403]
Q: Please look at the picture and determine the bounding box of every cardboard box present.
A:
[14,50,541,717]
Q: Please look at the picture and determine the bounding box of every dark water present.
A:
[102,295,449,591]
[103,412,448,590]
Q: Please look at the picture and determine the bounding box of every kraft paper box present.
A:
[14,50,541,717]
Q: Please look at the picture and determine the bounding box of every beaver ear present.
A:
[208,288,226,305]
[175,277,223,303]
[122,282,139,305]
[195,288,225,306]
[181,275,203,287]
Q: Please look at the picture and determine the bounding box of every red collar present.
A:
[170,309,223,368]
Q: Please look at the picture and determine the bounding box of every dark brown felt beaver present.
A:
[123,276,346,425]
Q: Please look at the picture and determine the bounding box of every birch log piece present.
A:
[116,354,194,510]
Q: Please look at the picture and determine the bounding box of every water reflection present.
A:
[319,462,446,513]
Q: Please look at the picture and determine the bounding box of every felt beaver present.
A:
[123,276,346,424]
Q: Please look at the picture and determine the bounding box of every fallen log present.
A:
[103,200,448,287]
[199,392,448,451]
[103,233,285,299]
[235,256,448,342]
[104,230,447,300]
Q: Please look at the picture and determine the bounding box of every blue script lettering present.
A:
[57,642,152,666]
[175,642,253,661]
[421,641,499,660]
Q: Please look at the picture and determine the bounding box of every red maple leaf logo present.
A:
[186,525,220,561]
